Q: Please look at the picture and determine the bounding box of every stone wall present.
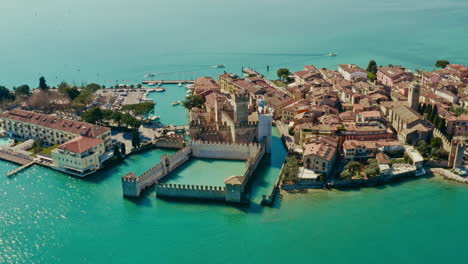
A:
[154,135,185,149]
[330,170,416,188]
[122,147,192,197]
[190,140,262,160]
[155,183,226,200]
[122,140,266,203]
[433,128,452,152]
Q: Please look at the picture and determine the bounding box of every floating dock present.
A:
[142,80,195,85]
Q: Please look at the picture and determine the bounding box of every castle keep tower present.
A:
[234,94,249,124]
[258,107,273,153]
[408,83,420,112]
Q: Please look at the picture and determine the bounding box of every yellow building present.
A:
[52,136,106,176]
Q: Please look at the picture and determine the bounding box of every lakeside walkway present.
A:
[142,80,195,85]
[0,148,34,165]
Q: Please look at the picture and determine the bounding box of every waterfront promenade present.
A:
[142,80,195,85]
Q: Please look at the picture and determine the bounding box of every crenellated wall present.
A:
[122,140,265,203]
[155,183,226,200]
[122,147,192,197]
[190,140,262,160]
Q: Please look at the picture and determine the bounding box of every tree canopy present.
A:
[15,85,30,97]
[82,107,104,124]
[0,86,14,101]
[183,95,204,110]
[435,60,450,68]
[39,76,49,90]
[121,102,155,117]
[366,60,378,74]
[277,68,291,80]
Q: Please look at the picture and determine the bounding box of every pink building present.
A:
[377,66,414,87]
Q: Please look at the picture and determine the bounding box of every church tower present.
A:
[408,83,420,112]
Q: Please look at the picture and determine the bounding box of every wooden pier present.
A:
[142,80,195,85]
[7,161,36,177]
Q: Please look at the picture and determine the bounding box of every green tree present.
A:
[0,86,14,101]
[120,143,126,156]
[366,60,378,74]
[435,60,450,68]
[131,130,141,149]
[122,113,141,129]
[15,85,30,97]
[416,140,429,158]
[39,76,49,90]
[122,102,155,117]
[430,137,442,149]
[32,138,44,154]
[111,111,123,126]
[82,107,104,124]
[277,68,291,81]
[364,159,380,177]
[182,95,204,110]
[113,144,122,159]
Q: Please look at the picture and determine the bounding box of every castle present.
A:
[189,91,273,153]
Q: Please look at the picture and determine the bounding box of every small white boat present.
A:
[327,53,337,57]
[147,82,156,86]
[213,65,226,68]
[155,88,166,92]
[185,84,194,89]
[172,101,181,106]
[178,82,182,87]
[144,73,156,78]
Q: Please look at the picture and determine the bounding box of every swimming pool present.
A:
[0,137,13,146]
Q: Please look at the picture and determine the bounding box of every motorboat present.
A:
[185,84,195,89]
[147,82,156,86]
[178,82,182,87]
[172,101,182,106]
[213,65,226,68]
[327,53,337,57]
[155,88,166,92]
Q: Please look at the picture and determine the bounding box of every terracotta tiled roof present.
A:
[1,110,110,138]
[58,136,103,154]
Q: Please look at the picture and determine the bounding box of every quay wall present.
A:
[329,170,417,188]
[155,183,226,200]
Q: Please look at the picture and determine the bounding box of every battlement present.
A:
[122,172,137,182]
[190,139,262,150]
[234,93,250,101]
[156,183,226,192]
[234,121,258,128]
[189,120,231,131]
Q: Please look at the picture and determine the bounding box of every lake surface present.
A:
[1,0,468,263]
[1,0,467,88]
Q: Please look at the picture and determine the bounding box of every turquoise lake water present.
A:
[161,158,246,186]
[2,0,468,263]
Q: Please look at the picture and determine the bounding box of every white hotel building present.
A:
[0,110,113,177]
